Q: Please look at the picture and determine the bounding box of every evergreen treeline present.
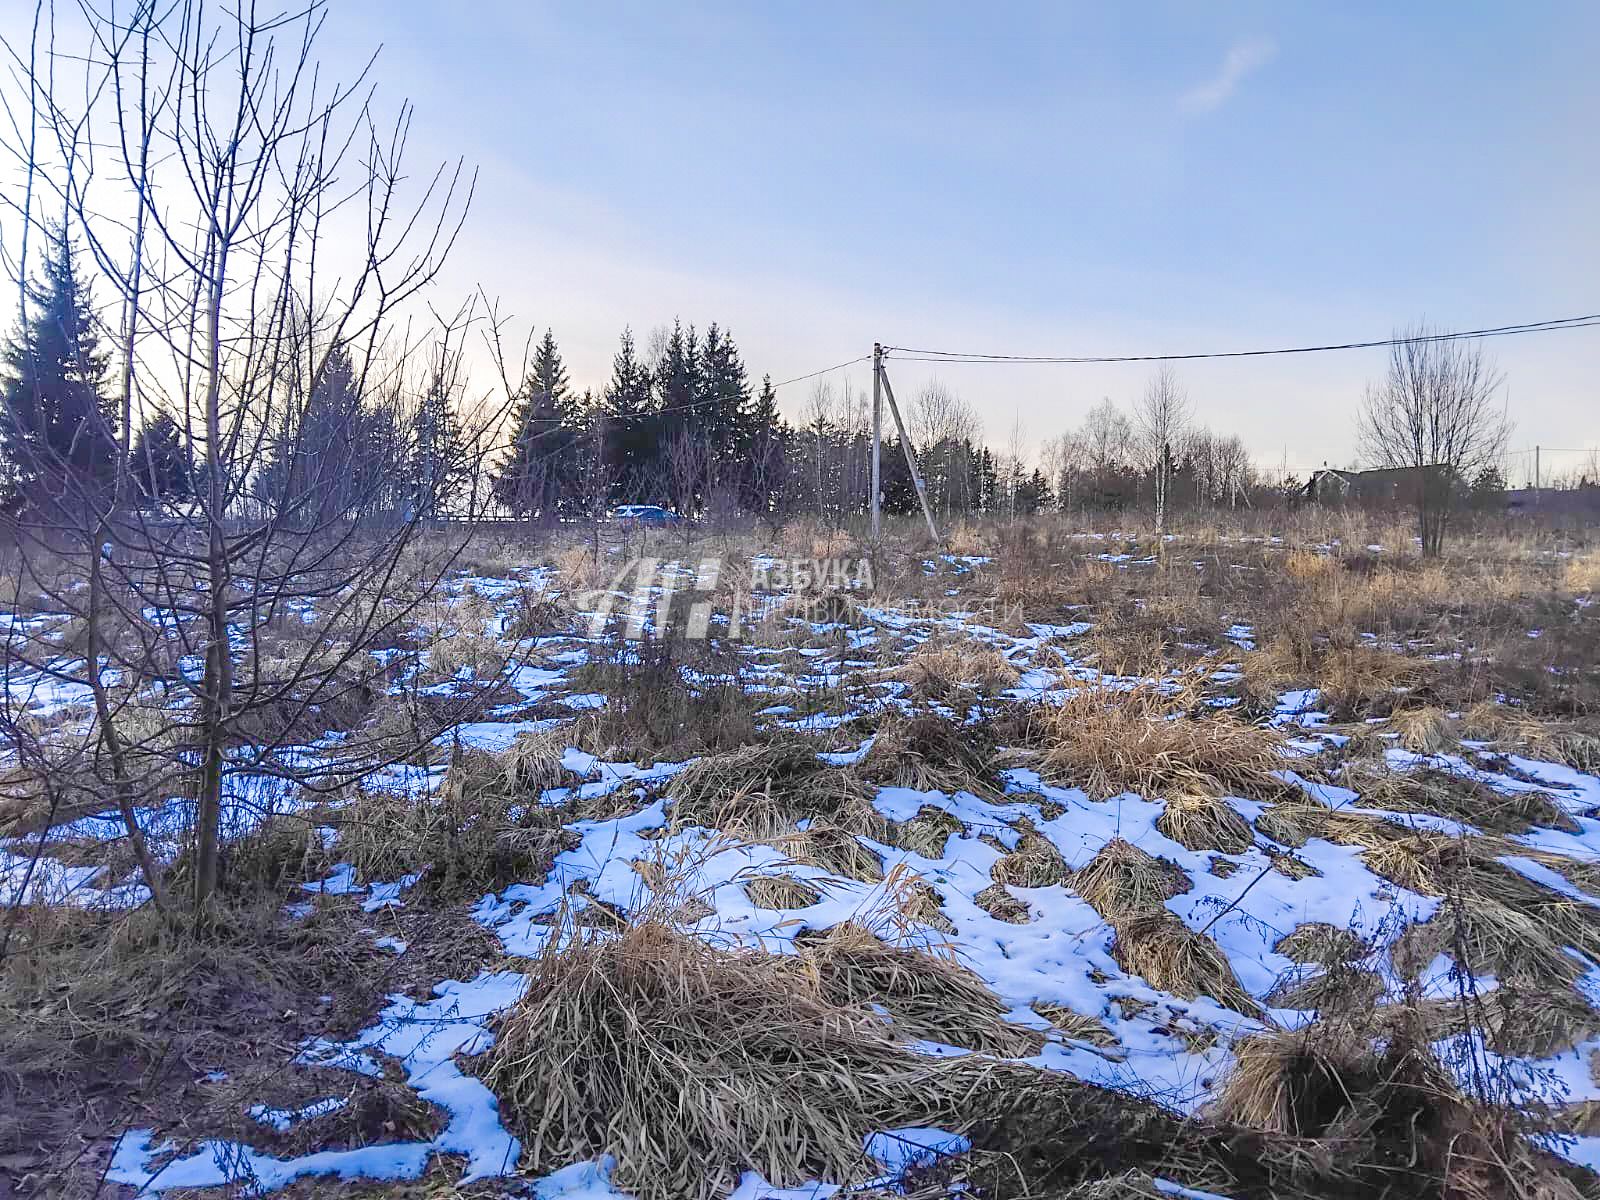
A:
[0,234,1274,527]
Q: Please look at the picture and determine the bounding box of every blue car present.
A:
[612,504,682,528]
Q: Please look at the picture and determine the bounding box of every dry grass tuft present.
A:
[888,637,1021,700]
[802,922,1042,1056]
[779,590,861,626]
[1266,966,1384,1014]
[856,710,1000,796]
[1069,838,1191,921]
[553,543,609,593]
[1038,684,1289,801]
[744,874,824,910]
[1274,923,1366,967]
[1285,549,1342,582]
[775,820,885,883]
[1349,765,1578,835]
[1210,1021,1442,1135]
[887,805,966,858]
[1207,1015,1585,1200]
[483,921,1006,1200]
[1033,1001,1118,1048]
[1155,792,1255,854]
[338,737,578,897]
[1253,801,1332,848]
[1388,706,1457,754]
[974,883,1031,923]
[1316,645,1425,719]
[991,824,1070,888]
[1110,913,1259,1016]
[667,740,878,840]
[1459,700,1557,756]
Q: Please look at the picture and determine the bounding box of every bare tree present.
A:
[1135,368,1190,534]
[1358,324,1509,556]
[1041,429,1087,513]
[0,0,513,923]
[907,380,981,520]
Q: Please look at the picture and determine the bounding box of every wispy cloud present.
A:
[1179,37,1277,115]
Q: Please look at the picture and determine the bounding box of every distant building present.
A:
[1304,465,1455,507]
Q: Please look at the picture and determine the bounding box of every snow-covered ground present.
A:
[8,544,1600,1196]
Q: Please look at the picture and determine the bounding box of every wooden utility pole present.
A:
[870,343,882,539]
[878,356,940,543]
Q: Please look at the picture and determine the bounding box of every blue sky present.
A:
[18,1,1600,474]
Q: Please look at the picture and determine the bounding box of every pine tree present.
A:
[495,329,577,520]
[130,410,198,502]
[0,230,118,506]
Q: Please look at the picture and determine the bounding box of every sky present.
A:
[7,1,1600,478]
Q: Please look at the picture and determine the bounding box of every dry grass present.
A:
[1155,792,1255,854]
[1211,1021,1442,1135]
[1208,1017,1586,1199]
[337,734,577,897]
[1253,800,1336,848]
[1243,636,1424,719]
[802,922,1042,1056]
[1069,838,1192,921]
[1266,966,1385,1014]
[1110,913,1259,1016]
[1348,765,1577,835]
[990,823,1070,887]
[744,873,824,909]
[1459,700,1557,752]
[553,543,610,593]
[1389,706,1457,754]
[666,739,879,840]
[1037,684,1289,801]
[856,709,1001,796]
[887,637,1021,700]
[482,920,1011,1200]
[1033,1001,1118,1048]
[974,882,1031,923]
[887,804,966,857]
[1274,923,1367,967]
[774,820,885,882]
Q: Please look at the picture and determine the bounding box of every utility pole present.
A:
[877,356,940,543]
[870,343,882,539]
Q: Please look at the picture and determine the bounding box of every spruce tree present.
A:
[602,327,655,502]
[495,329,577,520]
[746,372,784,514]
[697,323,752,457]
[257,348,378,524]
[0,230,118,505]
[130,410,198,502]
[653,320,697,417]
[409,376,467,516]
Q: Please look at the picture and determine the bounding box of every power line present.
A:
[769,354,872,390]
[882,312,1600,366]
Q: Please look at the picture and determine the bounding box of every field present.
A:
[4,509,1600,1199]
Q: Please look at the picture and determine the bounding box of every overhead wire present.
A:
[881,311,1600,365]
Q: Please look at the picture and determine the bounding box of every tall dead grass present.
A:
[482,921,1013,1200]
[1036,684,1289,800]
